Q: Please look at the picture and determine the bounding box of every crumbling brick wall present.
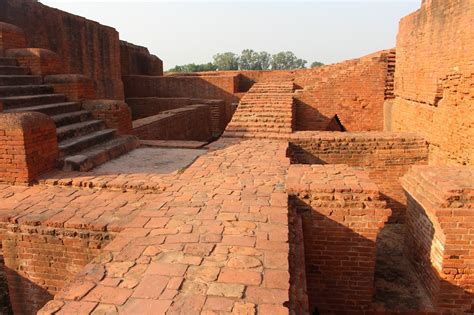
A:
[391,0,474,166]
[288,131,429,223]
[126,97,193,120]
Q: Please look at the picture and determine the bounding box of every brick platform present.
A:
[402,166,474,313]
[287,164,391,313]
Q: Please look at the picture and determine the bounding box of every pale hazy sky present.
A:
[40,0,421,70]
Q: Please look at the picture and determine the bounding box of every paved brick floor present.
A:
[2,138,291,314]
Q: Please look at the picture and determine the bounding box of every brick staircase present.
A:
[0,57,138,171]
[223,81,295,138]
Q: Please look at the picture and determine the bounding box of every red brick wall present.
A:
[391,0,474,166]
[132,105,212,141]
[1,224,112,314]
[0,0,124,99]
[82,100,133,135]
[402,166,474,313]
[287,164,390,313]
[288,131,429,223]
[126,97,192,119]
[293,51,392,131]
[123,75,239,107]
[0,113,58,184]
[120,41,163,76]
[0,22,26,51]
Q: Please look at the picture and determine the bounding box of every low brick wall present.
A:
[288,131,429,222]
[45,74,96,102]
[132,104,212,141]
[0,113,58,184]
[287,164,390,313]
[1,224,112,314]
[6,48,62,75]
[402,166,474,313]
[126,97,192,120]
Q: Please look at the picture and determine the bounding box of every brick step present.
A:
[51,110,93,127]
[58,135,139,172]
[226,126,292,133]
[0,66,29,75]
[0,84,54,97]
[0,58,17,66]
[223,131,290,139]
[0,75,42,86]
[4,102,81,116]
[227,122,291,130]
[56,120,106,143]
[58,129,116,157]
[248,88,294,92]
[230,117,292,123]
[244,94,293,98]
[235,109,293,114]
[0,93,67,109]
[238,104,293,109]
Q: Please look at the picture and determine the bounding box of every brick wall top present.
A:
[290,131,425,142]
[0,112,53,131]
[287,164,381,195]
[402,166,474,210]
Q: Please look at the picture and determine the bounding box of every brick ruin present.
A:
[0,0,472,314]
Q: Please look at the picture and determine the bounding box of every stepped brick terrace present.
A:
[0,0,473,314]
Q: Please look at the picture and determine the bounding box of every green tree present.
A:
[213,52,239,70]
[239,50,271,70]
[168,62,218,72]
[271,51,307,70]
[311,61,324,68]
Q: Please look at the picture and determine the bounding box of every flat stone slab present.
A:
[140,139,208,149]
[91,147,207,175]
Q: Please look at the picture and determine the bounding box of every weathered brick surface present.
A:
[5,48,62,75]
[132,104,212,141]
[126,97,193,120]
[82,100,133,135]
[289,131,429,223]
[0,113,58,184]
[402,166,474,313]
[120,41,163,76]
[0,0,124,99]
[287,164,391,313]
[45,74,96,101]
[0,21,26,51]
[391,0,474,166]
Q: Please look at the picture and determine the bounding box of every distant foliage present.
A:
[271,51,307,70]
[213,52,240,70]
[168,62,217,72]
[311,61,324,68]
[169,50,316,72]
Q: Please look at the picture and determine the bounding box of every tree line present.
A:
[169,50,324,72]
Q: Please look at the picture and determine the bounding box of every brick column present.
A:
[0,113,58,184]
[402,166,474,313]
[287,164,390,313]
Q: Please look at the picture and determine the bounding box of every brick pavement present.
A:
[0,138,291,314]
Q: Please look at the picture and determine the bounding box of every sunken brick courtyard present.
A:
[0,0,473,314]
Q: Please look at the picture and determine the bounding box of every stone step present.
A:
[0,93,67,109]
[56,120,106,142]
[0,75,42,86]
[0,66,29,75]
[0,84,54,97]
[51,110,92,127]
[4,102,81,116]
[0,58,17,66]
[59,129,117,157]
[58,135,139,172]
